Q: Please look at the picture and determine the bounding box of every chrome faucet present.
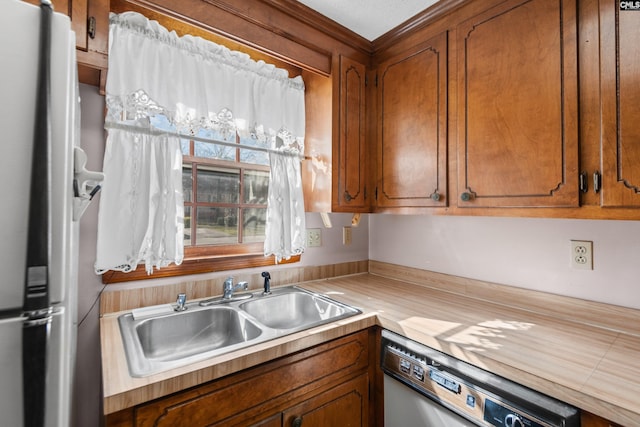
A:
[175,293,187,311]
[223,277,248,299]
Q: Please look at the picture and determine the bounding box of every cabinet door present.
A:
[376,32,448,208]
[333,55,369,212]
[456,0,579,207]
[600,0,640,207]
[282,374,369,427]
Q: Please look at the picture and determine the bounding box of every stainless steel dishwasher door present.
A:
[384,374,479,427]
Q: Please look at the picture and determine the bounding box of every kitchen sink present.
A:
[239,288,357,330]
[118,286,360,377]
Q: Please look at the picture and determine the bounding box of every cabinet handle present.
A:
[460,192,472,201]
[344,191,352,202]
[593,171,601,193]
[292,416,303,427]
[88,16,96,39]
[431,192,441,201]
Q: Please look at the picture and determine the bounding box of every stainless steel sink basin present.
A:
[239,288,358,330]
[136,307,262,361]
[118,306,267,377]
[118,286,360,377]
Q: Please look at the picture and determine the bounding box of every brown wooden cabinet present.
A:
[332,55,370,212]
[455,0,579,208]
[105,330,372,427]
[600,0,640,207]
[375,32,448,208]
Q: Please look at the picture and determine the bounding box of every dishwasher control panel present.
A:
[381,330,580,427]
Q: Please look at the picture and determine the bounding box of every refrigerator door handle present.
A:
[22,315,52,427]
[23,1,53,426]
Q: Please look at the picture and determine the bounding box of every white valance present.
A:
[96,11,306,274]
[106,11,305,144]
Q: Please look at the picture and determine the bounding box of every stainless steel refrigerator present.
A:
[0,1,102,426]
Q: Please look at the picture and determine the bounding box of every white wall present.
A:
[369,214,640,309]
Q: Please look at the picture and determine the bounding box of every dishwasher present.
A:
[381,330,580,427]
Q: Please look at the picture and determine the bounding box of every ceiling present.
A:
[297,0,439,41]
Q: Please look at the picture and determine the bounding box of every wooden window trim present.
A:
[101,254,301,284]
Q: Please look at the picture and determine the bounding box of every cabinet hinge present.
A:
[375,74,378,87]
[375,187,378,200]
[579,171,588,193]
[88,16,96,39]
[593,171,602,193]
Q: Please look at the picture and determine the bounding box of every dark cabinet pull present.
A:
[344,191,352,202]
[460,192,472,201]
[88,16,96,39]
[431,192,441,201]
[292,416,303,427]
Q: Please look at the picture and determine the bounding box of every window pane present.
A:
[239,135,269,165]
[183,165,193,202]
[196,207,238,245]
[244,170,269,204]
[184,206,192,247]
[242,208,266,243]
[196,166,239,203]
[195,128,235,161]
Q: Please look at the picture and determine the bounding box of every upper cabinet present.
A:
[375,32,448,208]
[600,0,640,207]
[332,55,369,212]
[455,0,579,208]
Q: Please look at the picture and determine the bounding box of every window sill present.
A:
[101,253,301,284]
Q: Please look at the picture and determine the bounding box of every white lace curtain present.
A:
[95,11,306,274]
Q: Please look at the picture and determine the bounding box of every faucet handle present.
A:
[175,293,187,311]
[237,281,249,291]
[224,277,234,288]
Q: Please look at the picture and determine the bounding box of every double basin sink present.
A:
[118,286,361,377]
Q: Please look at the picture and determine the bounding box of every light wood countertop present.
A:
[100,266,640,425]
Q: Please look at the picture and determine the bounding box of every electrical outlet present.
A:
[306,228,322,247]
[343,226,352,245]
[570,240,593,270]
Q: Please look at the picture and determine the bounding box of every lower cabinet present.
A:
[105,330,372,427]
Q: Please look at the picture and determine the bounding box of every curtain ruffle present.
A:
[106,12,305,146]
